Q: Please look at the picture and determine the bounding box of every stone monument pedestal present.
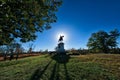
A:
[57,42,65,54]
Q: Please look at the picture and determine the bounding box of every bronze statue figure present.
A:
[58,35,64,42]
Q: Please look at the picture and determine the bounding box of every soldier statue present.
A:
[58,35,64,42]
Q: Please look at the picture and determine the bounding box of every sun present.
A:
[56,32,67,42]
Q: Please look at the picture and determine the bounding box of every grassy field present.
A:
[0,54,120,80]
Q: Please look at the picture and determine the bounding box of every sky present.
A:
[23,0,120,51]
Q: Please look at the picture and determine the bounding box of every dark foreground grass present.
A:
[0,54,120,80]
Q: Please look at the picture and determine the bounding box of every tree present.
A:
[7,42,16,60]
[87,29,120,53]
[0,45,7,60]
[108,29,120,49]
[7,42,22,60]
[107,29,120,53]
[0,0,62,45]
[28,43,35,54]
[0,46,6,54]
[14,43,22,60]
[1,42,23,60]
[44,49,48,53]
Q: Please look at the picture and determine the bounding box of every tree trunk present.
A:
[3,53,7,61]
[10,49,14,61]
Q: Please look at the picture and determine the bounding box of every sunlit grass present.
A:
[0,54,119,80]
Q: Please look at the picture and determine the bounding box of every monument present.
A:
[56,35,66,54]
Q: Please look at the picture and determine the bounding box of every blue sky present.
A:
[23,0,120,51]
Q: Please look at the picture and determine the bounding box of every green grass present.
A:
[0,54,120,80]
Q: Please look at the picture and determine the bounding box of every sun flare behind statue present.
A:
[56,32,67,42]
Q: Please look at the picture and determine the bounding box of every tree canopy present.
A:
[87,29,120,53]
[0,0,62,45]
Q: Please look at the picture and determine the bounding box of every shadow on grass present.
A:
[49,62,60,80]
[30,60,52,80]
[50,54,70,80]
[30,54,70,80]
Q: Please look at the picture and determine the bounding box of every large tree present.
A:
[108,29,120,48]
[0,0,62,45]
[87,29,120,53]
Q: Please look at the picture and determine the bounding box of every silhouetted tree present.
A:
[14,43,21,60]
[0,0,62,45]
[44,49,48,53]
[28,43,35,54]
[3,42,22,60]
[87,29,120,53]
[7,43,16,60]
[0,46,7,60]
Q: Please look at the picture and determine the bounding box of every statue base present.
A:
[56,42,66,54]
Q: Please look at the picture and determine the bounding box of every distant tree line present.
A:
[67,29,120,55]
[0,42,24,60]
[66,48,89,55]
